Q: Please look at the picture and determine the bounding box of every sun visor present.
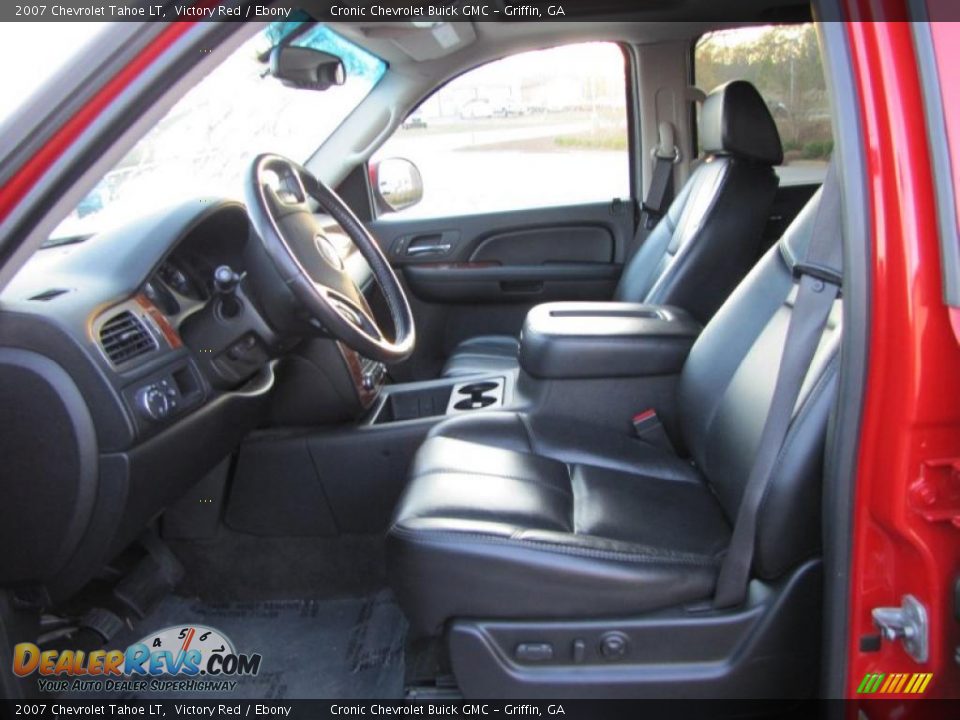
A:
[356,22,477,61]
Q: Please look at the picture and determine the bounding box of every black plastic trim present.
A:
[621,42,642,209]
[448,560,822,699]
[0,348,98,586]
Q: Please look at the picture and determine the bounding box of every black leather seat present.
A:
[388,190,839,636]
[441,80,783,378]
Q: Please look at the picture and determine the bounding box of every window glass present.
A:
[0,22,110,126]
[373,42,629,219]
[49,23,385,242]
[695,24,832,185]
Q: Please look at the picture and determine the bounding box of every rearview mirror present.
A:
[269,45,346,91]
[371,158,424,214]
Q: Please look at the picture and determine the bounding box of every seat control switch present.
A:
[600,631,629,660]
[515,642,553,662]
[572,639,586,663]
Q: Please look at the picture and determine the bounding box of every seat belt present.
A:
[713,161,843,609]
[639,121,678,233]
[623,122,678,263]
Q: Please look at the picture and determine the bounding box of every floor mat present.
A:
[167,532,388,603]
[66,590,406,700]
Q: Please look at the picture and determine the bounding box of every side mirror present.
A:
[371,158,424,213]
[269,45,346,91]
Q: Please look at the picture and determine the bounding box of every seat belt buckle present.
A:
[632,409,674,451]
[640,204,662,230]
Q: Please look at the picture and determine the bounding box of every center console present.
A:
[362,302,702,427]
[511,301,704,441]
[369,376,508,424]
[228,301,703,539]
[519,302,702,379]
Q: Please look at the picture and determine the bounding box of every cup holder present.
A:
[458,381,499,395]
[447,377,505,414]
[454,396,497,411]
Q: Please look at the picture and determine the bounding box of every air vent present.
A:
[98,311,157,366]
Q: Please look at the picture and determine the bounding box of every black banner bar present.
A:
[4,700,960,720]
[2,0,960,23]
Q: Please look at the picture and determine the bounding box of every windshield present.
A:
[0,23,111,127]
[49,22,385,242]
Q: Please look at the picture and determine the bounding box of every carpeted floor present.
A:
[60,532,406,699]
[65,589,406,700]
[167,531,388,602]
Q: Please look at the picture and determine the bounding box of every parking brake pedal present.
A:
[78,608,126,643]
[113,535,184,619]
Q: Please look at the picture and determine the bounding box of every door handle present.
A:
[391,230,460,260]
[407,243,452,256]
[401,230,459,258]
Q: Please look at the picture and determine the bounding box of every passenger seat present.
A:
[442,80,784,378]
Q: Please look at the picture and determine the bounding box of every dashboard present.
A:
[146,258,206,314]
[0,198,378,603]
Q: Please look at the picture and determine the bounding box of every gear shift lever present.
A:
[213,265,244,319]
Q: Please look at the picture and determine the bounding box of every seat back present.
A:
[615,81,783,324]
[678,189,840,579]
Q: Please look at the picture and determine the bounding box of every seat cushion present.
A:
[441,335,519,378]
[387,412,731,635]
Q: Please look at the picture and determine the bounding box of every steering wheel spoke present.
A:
[320,286,383,342]
[246,153,415,363]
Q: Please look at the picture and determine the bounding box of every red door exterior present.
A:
[845,7,960,700]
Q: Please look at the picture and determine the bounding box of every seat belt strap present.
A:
[713,161,843,609]
[624,122,677,264]
[639,121,678,232]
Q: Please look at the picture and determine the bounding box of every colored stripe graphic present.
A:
[879,673,896,693]
[857,673,884,693]
[916,673,934,693]
[857,672,933,694]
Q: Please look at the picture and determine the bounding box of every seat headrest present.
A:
[700,80,783,165]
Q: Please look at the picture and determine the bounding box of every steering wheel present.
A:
[245,154,415,363]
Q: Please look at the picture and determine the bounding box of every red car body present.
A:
[846,15,960,698]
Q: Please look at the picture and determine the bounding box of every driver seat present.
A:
[387,188,839,636]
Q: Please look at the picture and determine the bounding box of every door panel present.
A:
[368,201,634,379]
[364,41,636,380]
[403,263,621,303]
[471,225,614,264]
[372,201,630,271]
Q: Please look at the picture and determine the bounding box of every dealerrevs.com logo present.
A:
[13,624,262,694]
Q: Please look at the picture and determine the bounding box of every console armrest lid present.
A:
[519,302,702,379]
